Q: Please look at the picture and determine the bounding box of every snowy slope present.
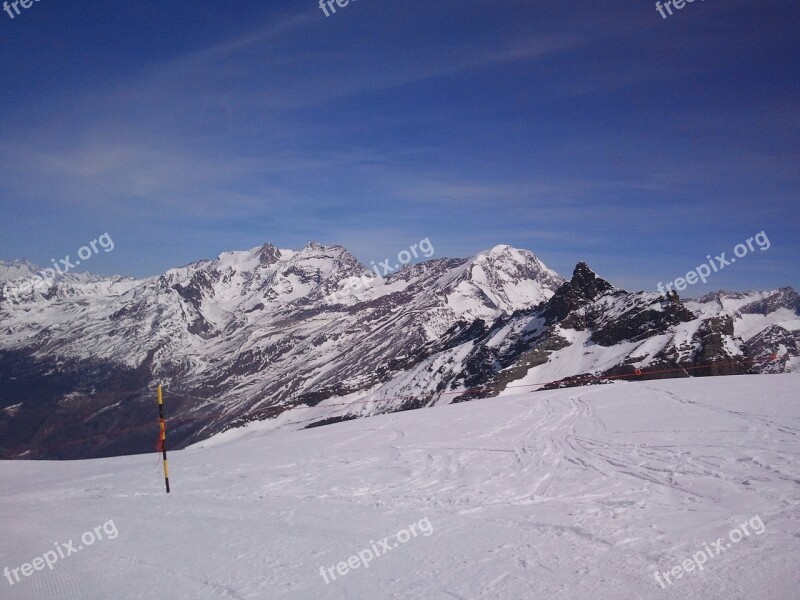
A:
[1,375,798,599]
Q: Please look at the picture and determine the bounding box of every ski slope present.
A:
[2,375,799,599]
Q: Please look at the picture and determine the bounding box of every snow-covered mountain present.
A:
[686,288,800,374]
[0,244,797,459]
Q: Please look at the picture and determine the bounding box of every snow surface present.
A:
[2,375,799,599]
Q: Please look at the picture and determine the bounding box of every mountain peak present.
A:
[543,262,614,323]
[257,243,281,267]
[485,244,514,257]
[0,258,42,281]
[571,262,610,291]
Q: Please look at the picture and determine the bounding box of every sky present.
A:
[0,0,797,294]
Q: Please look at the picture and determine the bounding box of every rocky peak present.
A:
[302,241,326,252]
[257,243,282,267]
[571,262,613,297]
[542,262,614,323]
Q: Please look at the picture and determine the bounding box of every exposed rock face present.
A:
[543,262,614,323]
[746,325,800,374]
[257,243,282,268]
[690,316,747,376]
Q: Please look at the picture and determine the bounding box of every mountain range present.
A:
[1,243,797,459]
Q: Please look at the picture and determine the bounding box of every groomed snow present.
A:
[1,375,799,599]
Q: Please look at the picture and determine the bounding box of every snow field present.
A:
[1,374,799,599]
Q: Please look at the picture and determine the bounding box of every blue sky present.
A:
[0,0,797,293]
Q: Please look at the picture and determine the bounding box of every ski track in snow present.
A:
[1,375,799,599]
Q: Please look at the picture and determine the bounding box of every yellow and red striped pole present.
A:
[157,384,171,493]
